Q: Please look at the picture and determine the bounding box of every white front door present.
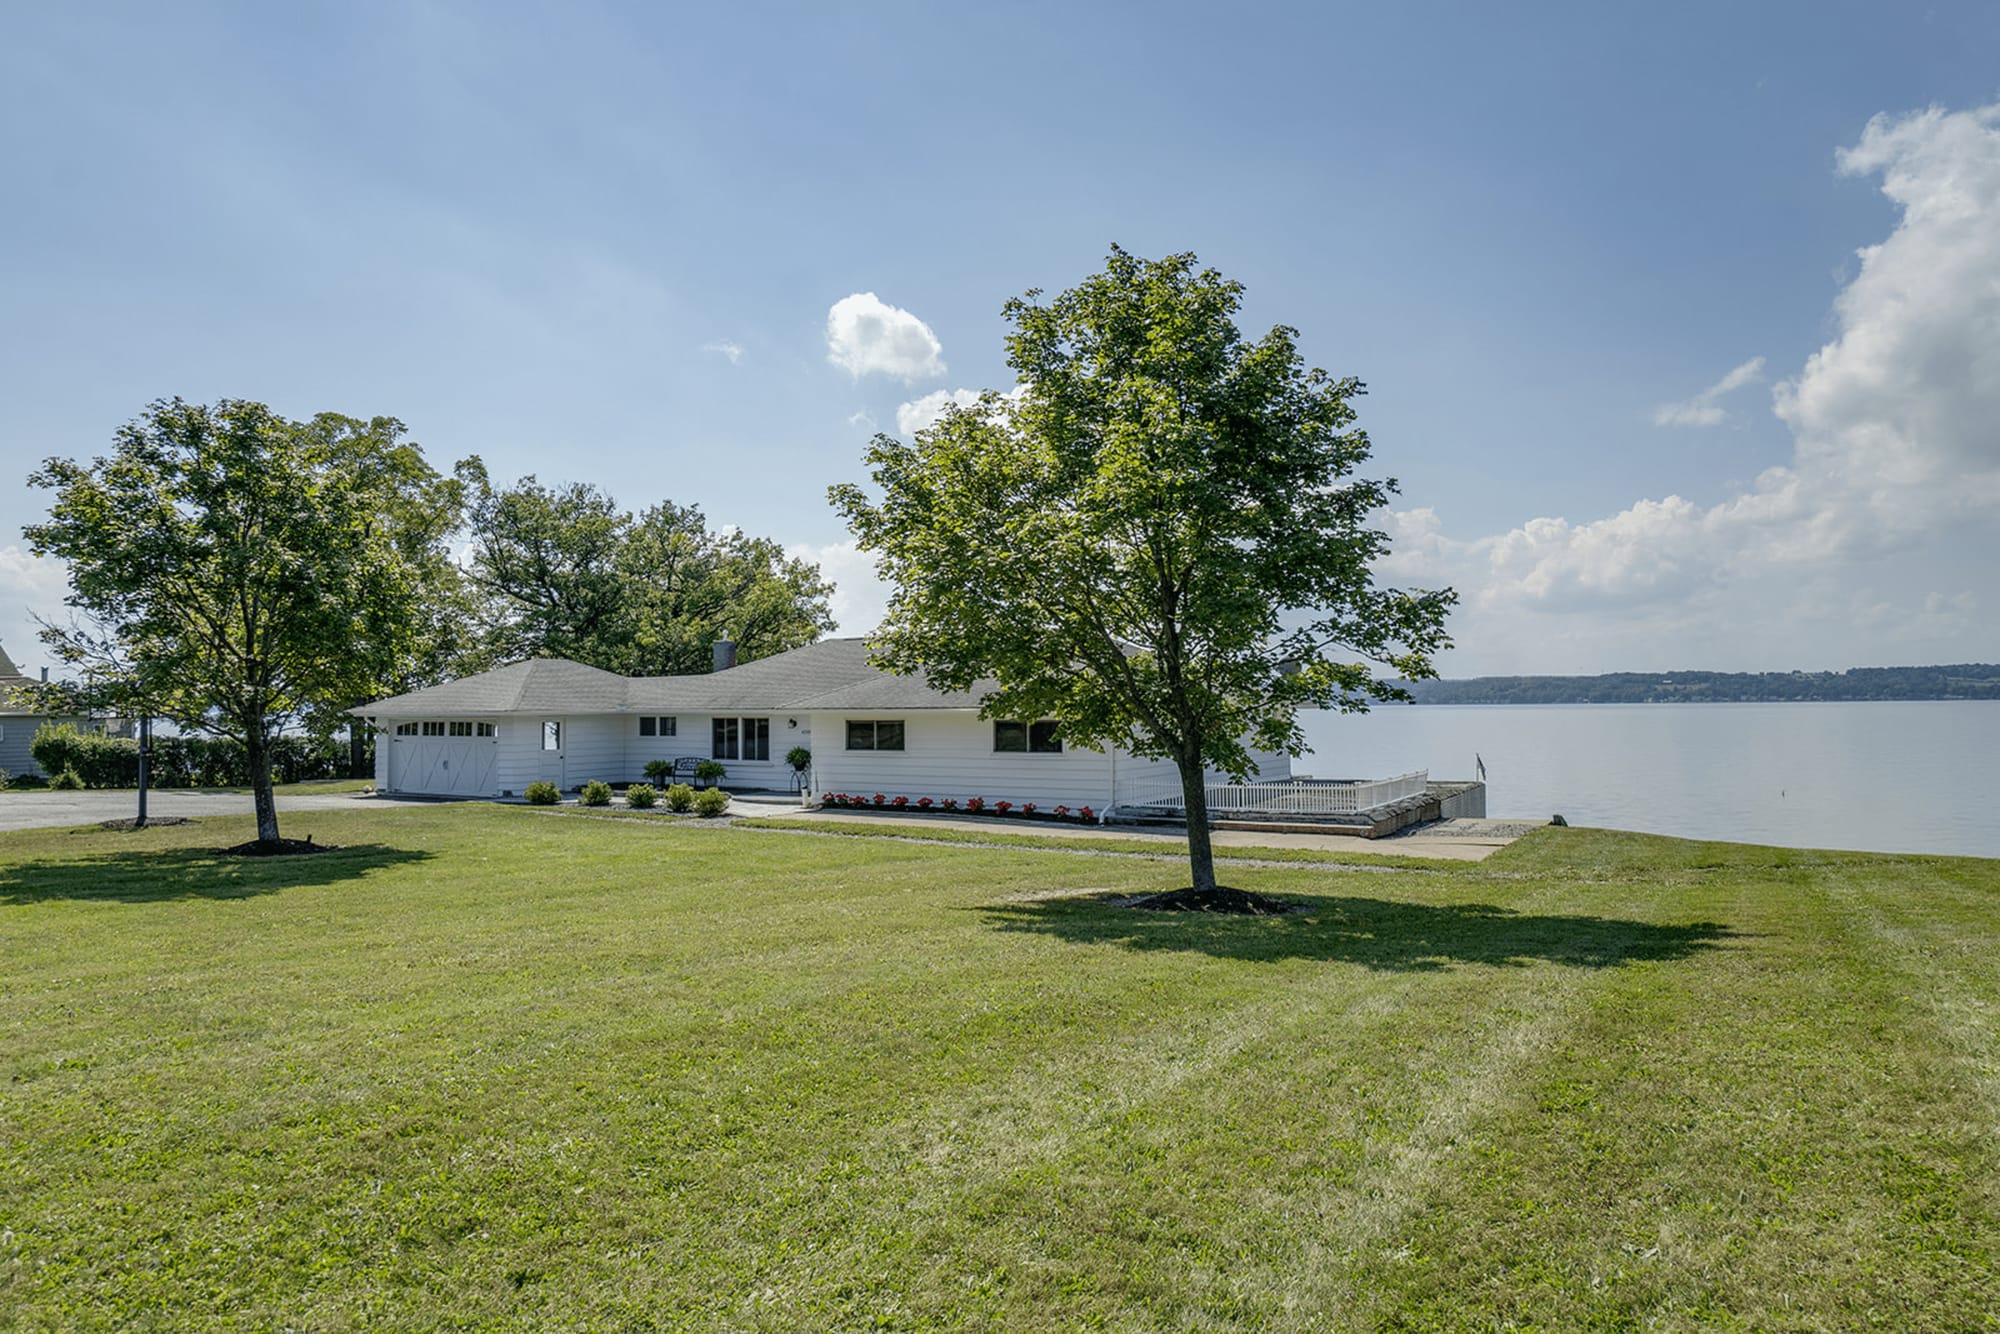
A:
[537,719,566,790]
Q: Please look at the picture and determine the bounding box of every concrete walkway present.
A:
[0,789,441,834]
[743,804,1542,861]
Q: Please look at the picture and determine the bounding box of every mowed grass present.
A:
[2,808,1996,1330]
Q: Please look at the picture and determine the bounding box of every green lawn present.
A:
[2,808,1996,1330]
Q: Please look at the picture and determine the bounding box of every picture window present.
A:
[994,720,1062,753]
[845,719,906,752]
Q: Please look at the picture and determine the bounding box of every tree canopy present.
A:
[26,398,467,843]
[459,467,835,676]
[831,247,1455,896]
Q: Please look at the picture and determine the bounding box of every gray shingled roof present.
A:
[353,638,1002,717]
[357,658,635,716]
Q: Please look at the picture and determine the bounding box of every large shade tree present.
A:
[831,247,1456,897]
[26,399,467,845]
[460,469,835,676]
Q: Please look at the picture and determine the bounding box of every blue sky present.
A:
[3,1,1998,675]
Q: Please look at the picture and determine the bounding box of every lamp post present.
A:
[136,714,152,828]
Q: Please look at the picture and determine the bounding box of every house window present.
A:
[477,722,496,737]
[396,722,417,737]
[845,719,906,752]
[422,721,446,737]
[712,717,770,761]
[638,716,678,738]
[449,721,473,737]
[995,720,1062,753]
[541,721,561,751]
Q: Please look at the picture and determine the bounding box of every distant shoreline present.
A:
[1400,664,2000,706]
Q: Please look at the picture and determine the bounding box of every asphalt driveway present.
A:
[0,789,445,833]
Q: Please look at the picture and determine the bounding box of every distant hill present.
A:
[1401,665,2000,705]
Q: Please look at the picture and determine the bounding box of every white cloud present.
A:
[702,339,743,364]
[896,388,984,436]
[1385,104,2000,672]
[825,292,946,381]
[1651,356,1766,427]
[0,545,71,680]
[846,410,879,433]
[785,540,889,636]
[894,384,1028,436]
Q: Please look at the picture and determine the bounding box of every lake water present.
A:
[1296,701,2000,859]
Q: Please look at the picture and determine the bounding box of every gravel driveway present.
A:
[0,789,446,834]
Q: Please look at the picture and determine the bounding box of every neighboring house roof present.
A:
[354,638,1003,717]
[0,641,46,718]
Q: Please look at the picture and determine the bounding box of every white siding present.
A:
[557,716,626,790]
[1,719,43,777]
[495,720,551,795]
[618,712,804,790]
[809,711,1117,810]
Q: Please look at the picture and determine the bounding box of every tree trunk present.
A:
[1177,750,1218,893]
[349,720,367,780]
[246,730,281,844]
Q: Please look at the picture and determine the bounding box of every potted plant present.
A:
[785,745,812,793]
[695,759,726,788]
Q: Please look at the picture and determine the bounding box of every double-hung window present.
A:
[994,720,1062,753]
[845,720,906,752]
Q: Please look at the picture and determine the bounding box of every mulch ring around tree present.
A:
[96,817,194,831]
[1115,886,1303,916]
[221,835,339,857]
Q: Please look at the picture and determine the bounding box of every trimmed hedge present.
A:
[28,722,368,788]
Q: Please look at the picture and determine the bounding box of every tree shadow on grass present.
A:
[0,845,434,905]
[978,892,1741,971]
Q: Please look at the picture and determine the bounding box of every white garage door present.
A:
[387,722,498,797]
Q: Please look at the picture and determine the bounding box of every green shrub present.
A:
[643,759,675,785]
[0,769,10,792]
[524,781,561,806]
[26,722,366,789]
[49,768,85,791]
[624,782,658,809]
[694,759,726,787]
[693,787,731,818]
[664,783,696,813]
[579,779,613,807]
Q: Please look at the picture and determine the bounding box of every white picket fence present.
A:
[1115,770,1428,818]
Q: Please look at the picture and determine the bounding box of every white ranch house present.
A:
[353,637,1289,809]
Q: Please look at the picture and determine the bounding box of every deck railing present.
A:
[1115,770,1429,818]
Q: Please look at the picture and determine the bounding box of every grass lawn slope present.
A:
[2,807,1996,1329]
